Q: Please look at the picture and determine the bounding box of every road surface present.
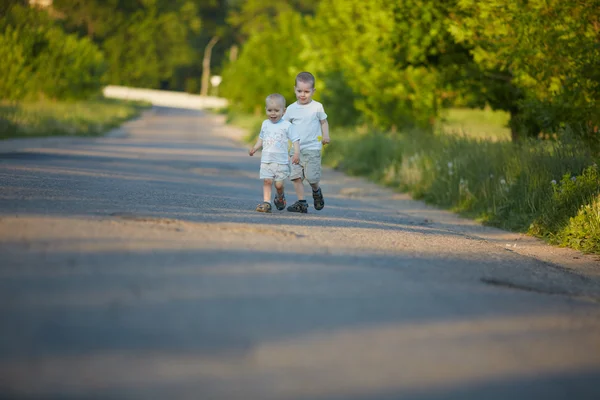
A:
[1,107,600,400]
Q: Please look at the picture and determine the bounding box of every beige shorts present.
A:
[259,162,290,181]
[290,149,321,184]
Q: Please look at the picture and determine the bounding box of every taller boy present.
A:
[284,72,330,213]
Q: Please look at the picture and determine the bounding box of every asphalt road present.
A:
[1,107,600,400]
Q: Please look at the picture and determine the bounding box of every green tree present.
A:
[220,11,306,112]
[0,4,105,100]
[449,0,600,141]
[221,1,321,110]
[228,0,318,39]
[53,0,202,89]
[308,0,466,130]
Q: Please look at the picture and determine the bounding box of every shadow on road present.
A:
[1,107,600,400]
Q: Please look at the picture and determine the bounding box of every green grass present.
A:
[324,128,600,254]
[0,97,150,140]
[436,107,512,141]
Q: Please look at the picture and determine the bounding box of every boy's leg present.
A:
[292,178,304,201]
[289,155,305,201]
[263,178,273,202]
[256,163,275,212]
[273,164,289,210]
[273,180,286,210]
[304,150,325,210]
[274,180,285,197]
[287,153,309,213]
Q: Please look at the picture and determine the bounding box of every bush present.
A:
[0,27,33,100]
[530,165,600,238]
[558,194,600,254]
[0,5,105,101]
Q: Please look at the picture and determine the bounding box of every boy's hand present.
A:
[249,148,256,156]
[322,136,331,145]
[291,153,300,164]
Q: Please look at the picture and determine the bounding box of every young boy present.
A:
[283,72,330,213]
[249,93,300,213]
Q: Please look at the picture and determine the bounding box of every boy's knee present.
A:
[263,178,273,185]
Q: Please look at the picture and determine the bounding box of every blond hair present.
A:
[265,93,286,107]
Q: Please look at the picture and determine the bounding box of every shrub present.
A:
[530,165,600,238]
[558,194,600,254]
[0,5,105,101]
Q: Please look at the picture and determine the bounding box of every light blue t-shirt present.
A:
[283,100,328,151]
[259,119,299,164]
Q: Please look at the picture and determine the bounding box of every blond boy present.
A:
[283,72,330,213]
[249,93,300,213]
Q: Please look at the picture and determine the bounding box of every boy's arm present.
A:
[249,138,263,156]
[320,119,330,145]
[290,140,300,164]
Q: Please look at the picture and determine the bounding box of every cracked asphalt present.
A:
[1,107,600,400]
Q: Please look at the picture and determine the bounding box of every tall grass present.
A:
[324,128,600,254]
[0,98,150,140]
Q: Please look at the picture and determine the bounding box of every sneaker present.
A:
[287,200,308,213]
[273,194,286,211]
[312,188,325,210]
[255,202,272,213]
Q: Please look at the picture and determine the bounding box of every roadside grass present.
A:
[0,97,150,140]
[224,106,600,254]
[324,129,600,254]
[436,107,512,141]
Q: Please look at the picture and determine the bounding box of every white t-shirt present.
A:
[283,100,328,151]
[259,119,299,164]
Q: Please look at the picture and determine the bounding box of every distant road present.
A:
[103,85,228,110]
[1,106,600,399]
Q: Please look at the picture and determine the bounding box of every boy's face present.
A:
[265,100,285,123]
[294,80,315,105]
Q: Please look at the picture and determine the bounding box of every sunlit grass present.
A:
[0,97,150,140]
[436,107,512,141]
[323,128,600,253]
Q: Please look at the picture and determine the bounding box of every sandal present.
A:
[274,194,286,211]
[286,200,308,213]
[255,202,272,213]
[312,188,325,210]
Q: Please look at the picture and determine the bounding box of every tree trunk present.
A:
[200,36,219,97]
[229,45,239,63]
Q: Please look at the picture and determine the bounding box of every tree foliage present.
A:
[222,0,599,143]
[51,0,201,89]
[0,4,105,100]
[228,0,319,39]
[220,11,306,113]
[449,0,600,140]
[308,0,463,130]
[3,0,598,143]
